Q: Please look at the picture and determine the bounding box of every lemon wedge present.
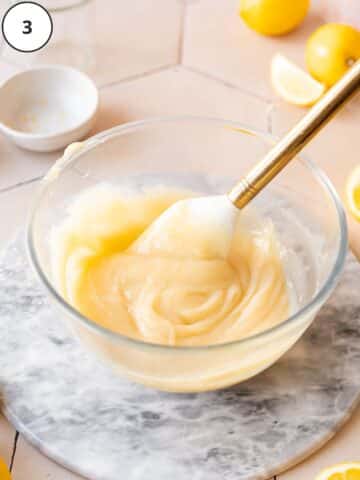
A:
[315,462,360,480]
[271,54,325,106]
[346,166,360,222]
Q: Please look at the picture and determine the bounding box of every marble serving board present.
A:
[0,235,360,480]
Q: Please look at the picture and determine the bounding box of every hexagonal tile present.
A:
[12,435,82,480]
[93,0,183,86]
[0,415,15,468]
[97,66,269,131]
[183,0,325,100]
[0,136,59,191]
[91,67,271,184]
[1,0,183,87]
[0,181,39,246]
[0,59,19,83]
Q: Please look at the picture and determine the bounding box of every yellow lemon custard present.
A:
[51,184,290,347]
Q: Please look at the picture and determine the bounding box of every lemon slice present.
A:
[271,54,325,106]
[315,462,360,480]
[346,166,360,221]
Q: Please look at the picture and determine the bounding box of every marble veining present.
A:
[0,235,360,480]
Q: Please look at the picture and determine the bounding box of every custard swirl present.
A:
[51,185,289,346]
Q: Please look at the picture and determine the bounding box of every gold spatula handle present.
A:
[228,60,360,209]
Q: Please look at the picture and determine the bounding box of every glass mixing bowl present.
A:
[27,117,347,392]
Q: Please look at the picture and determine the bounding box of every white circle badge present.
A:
[2,2,53,53]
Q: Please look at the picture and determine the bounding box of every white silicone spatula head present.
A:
[131,195,238,260]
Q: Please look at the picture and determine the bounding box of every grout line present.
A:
[98,64,177,90]
[178,0,187,64]
[182,64,270,103]
[9,431,19,472]
[0,175,42,195]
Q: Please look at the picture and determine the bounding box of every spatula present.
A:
[139,61,360,257]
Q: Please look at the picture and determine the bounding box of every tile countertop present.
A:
[0,0,359,478]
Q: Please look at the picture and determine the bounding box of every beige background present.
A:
[0,0,359,478]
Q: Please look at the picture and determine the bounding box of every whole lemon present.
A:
[306,23,360,86]
[239,0,310,36]
[0,458,11,480]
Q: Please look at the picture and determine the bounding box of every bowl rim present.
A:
[27,115,348,352]
[0,65,99,141]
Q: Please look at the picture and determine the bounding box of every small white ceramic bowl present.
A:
[0,66,98,152]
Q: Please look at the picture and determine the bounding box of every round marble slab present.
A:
[0,235,360,480]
